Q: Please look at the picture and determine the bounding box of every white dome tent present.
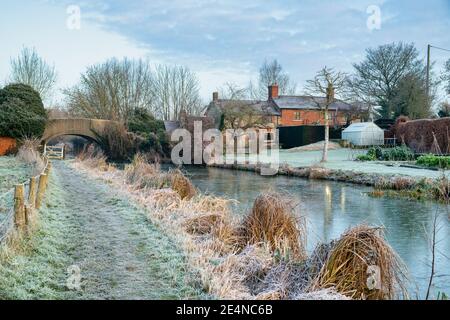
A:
[342,122,384,146]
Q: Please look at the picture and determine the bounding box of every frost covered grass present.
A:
[0,156,32,194]
[0,162,209,300]
[0,170,75,299]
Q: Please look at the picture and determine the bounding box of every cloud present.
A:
[2,0,449,103]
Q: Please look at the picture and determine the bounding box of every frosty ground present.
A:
[0,157,32,194]
[0,161,206,299]
[232,148,449,179]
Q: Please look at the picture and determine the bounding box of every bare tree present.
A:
[218,82,272,130]
[64,58,154,122]
[348,42,425,118]
[252,59,296,99]
[305,67,348,162]
[152,65,202,120]
[219,82,249,100]
[9,47,57,101]
[341,102,370,125]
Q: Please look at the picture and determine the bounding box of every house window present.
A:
[294,111,301,120]
[331,111,338,123]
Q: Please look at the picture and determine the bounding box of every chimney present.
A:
[212,91,219,102]
[268,84,279,100]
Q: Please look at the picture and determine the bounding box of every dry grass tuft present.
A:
[183,195,239,248]
[308,166,330,180]
[77,145,109,171]
[185,212,227,235]
[312,225,408,300]
[294,288,351,300]
[170,169,197,200]
[212,245,274,298]
[150,189,181,209]
[391,177,415,191]
[16,138,44,175]
[124,154,168,189]
[369,189,385,197]
[238,192,306,260]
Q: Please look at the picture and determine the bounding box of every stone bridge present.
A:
[41,118,116,144]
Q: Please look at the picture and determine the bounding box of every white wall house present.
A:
[342,122,384,146]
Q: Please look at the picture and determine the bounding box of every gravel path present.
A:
[0,161,205,300]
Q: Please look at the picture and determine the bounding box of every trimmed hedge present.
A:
[0,84,47,139]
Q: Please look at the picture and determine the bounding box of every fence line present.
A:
[0,157,51,245]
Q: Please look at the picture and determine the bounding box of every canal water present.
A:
[181,166,450,298]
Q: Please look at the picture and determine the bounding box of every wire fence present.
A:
[0,157,50,245]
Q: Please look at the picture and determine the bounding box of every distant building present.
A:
[204,84,358,129]
[342,122,384,146]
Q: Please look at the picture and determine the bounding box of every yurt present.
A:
[342,122,384,146]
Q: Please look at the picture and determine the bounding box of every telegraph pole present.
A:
[426,44,431,103]
[426,45,450,105]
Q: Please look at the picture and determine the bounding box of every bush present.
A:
[356,145,414,162]
[95,123,136,161]
[127,108,170,155]
[0,97,47,139]
[127,107,165,134]
[0,84,47,139]
[356,154,375,161]
[0,83,46,117]
[381,145,414,161]
[417,154,450,169]
[367,146,383,160]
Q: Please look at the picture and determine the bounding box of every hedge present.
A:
[0,84,47,139]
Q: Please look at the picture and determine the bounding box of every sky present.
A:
[1,0,449,105]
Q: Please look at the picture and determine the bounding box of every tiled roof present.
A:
[163,120,180,133]
[211,99,281,116]
[273,96,353,110]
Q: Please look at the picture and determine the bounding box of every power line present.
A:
[430,45,450,53]
[426,44,450,105]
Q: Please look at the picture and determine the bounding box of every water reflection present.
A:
[183,166,450,298]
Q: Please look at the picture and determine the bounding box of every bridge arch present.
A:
[41,118,115,145]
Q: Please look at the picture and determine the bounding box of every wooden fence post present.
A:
[24,204,32,228]
[45,161,52,175]
[14,184,25,230]
[35,174,48,209]
[28,176,37,206]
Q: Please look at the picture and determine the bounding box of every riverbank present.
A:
[242,149,450,179]
[210,154,449,203]
[0,161,207,299]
